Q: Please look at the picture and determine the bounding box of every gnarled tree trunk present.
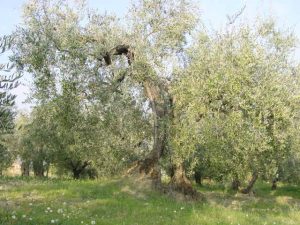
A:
[128,80,167,183]
[241,172,258,194]
[170,163,199,198]
[104,45,197,197]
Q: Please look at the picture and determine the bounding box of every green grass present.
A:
[0,177,299,225]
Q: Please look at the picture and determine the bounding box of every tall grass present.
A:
[0,177,299,225]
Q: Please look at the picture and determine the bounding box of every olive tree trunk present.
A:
[128,80,167,182]
[194,170,202,186]
[21,161,30,177]
[241,172,258,194]
[70,160,90,179]
[232,178,240,191]
[33,160,45,177]
[271,177,279,190]
[170,163,199,197]
[103,46,197,196]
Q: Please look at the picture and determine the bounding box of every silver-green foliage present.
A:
[172,19,300,182]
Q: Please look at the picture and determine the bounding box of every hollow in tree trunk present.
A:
[241,172,258,194]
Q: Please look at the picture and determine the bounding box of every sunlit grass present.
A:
[0,177,299,225]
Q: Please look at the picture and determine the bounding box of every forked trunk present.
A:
[241,172,258,194]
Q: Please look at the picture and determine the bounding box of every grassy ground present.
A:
[0,177,299,225]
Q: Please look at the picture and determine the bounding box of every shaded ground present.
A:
[0,177,299,225]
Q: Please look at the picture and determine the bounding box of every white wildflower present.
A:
[91,220,96,225]
[57,209,63,214]
[11,215,16,219]
[51,219,55,223]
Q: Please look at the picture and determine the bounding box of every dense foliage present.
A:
[1,0,299,195]
[172,20,300,188]
[0,35,20,174]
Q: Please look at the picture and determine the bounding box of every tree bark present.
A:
[241,172,258,194]
[194,170,202,186]
[21,161,30,177]
[128,80,168,183]
[231,178,240,191]
[170,163,199,198]
[71,160,90,179]
[73,168,81,179]
[33,160,45,177]
[271,177,278,190]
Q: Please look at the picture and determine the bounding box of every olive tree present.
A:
[0,35,20,174]
[172,19,300,193]
[11,0,199,195]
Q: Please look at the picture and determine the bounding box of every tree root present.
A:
[126,160,203,201]
[126,158,161,182]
